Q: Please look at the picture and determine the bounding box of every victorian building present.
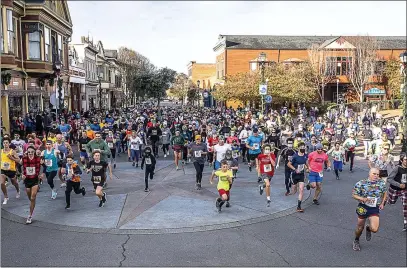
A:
[68,45,85,112]
[1,0,72,132]
[71,36,98,111]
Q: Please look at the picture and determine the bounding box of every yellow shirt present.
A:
[1,149,16,171]
[43,136,57,144]
[99,123,105,128]
[215,170,233,191]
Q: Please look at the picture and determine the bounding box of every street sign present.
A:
[259,84,267,95]
[265,95,272,103]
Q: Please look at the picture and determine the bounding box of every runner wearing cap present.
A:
[307,143,331,205]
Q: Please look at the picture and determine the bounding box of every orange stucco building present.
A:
[213,35,406,108]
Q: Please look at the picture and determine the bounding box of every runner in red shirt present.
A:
[207,133,219,167]
[256,144,276,207]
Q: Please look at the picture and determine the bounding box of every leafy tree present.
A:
[169,73,192,105]
[383,57,402,100]
[146,67,176,106]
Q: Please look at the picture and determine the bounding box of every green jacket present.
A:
[85,139,111,161]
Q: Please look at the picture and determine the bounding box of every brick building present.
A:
[186,61,216,106]
[1,0,72,132]
[213,35,406,108]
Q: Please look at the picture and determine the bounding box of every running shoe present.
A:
[26,216,32,224]
[176,166,180,170]
[267,200,271,207]
[296,207,304,213]
[197,183,201,190]
[144,188,150,192]
[132,162,135,167]
[403,223,407,232]
[225,201,230,208]
[352,240,360,251]
[136,163,139,167]
[259,185,264,195]
[366,226,372,241]
[81,187,86,196]
[65,205,70,210]
[306,184,311,190]
[51,190,57,200]
[285,191,290,196]
[99,199,103,207]
[257,177,262,183]
[60,183,66,188]
[16,191,20,199]
[313,199,319,205]
[114,164,116,169]
[336,176,340,180]
[102,192,107,204]
[249,166,252,172]
[2,198,9,205]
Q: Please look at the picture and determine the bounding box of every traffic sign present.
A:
[259,84,267,95]
[265,95,272,103]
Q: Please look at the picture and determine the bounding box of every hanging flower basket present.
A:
[1,72,12,86]
[49,77,55,87]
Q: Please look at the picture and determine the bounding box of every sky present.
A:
[68,1,406,74]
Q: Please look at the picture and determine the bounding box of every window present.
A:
[44,27,50,61]
[13,18,17,56]
[373,61,385,75]
[1,9,3,53]
[325,57,352,75]
[6,9,14,54]
[57,34,63,63]
[250,62,257,71]
[28,32,41,60]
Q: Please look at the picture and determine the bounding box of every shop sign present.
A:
[364,88,385,95]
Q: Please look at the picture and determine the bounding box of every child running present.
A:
[210,160,233,213]
[257,144,276,207]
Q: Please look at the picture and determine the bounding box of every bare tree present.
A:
[345,35,379,102]
[307,44,337,102]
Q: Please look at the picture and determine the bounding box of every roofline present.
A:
[219,34,406,37]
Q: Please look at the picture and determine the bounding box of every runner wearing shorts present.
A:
[352,168,387,251]
[210,160,233,213]
[257,144,276,207]
[1,137,21,205]
[307,143,331,205]
[21,146,42,224]
[171,130,185,170]
[86,151,111,207]
[287,142,308,212]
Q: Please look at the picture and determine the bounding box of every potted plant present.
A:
[1,72,12,86]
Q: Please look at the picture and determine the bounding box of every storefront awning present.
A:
[364,88,385,95]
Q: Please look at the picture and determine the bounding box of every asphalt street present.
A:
[1,151,406,267]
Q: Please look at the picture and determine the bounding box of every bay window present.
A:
[44,26,50,61]
[6,9,14,54]
[28,31,41,60]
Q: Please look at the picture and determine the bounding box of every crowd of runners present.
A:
[0,103,406,251]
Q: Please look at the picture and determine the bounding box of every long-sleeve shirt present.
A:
[85,139,111,161]
[64,161,82,182]
[141,154,156,169]
[22,155,42,179]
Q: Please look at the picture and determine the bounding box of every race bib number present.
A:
[253,143,259,150]
[194,150,202,158]
[287,156,293,162]
[108,143,114,148]
[365,197,378,207]
[152,130,157,135]
[225,133,230,138]
[45,159,52,167]
[241,139,246,144]
[318,172,324,178]
[145,158,152,165]
[232,152,238,158]
[26,167,35,176]
[1,162,10,170]
[62,132,67,137]
[297,164,304,172]
[264,164,272,172]
[163,132,167,136]
[93,176,102,183]
[401,174,407,184]
[336,129,342,135]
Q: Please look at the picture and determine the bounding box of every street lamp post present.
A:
[336,79,339,105]
[258,52,267,114]
[53,59,62,123]
[197,80,200,107]
[98,75,102,110]
[400,51,407,152]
